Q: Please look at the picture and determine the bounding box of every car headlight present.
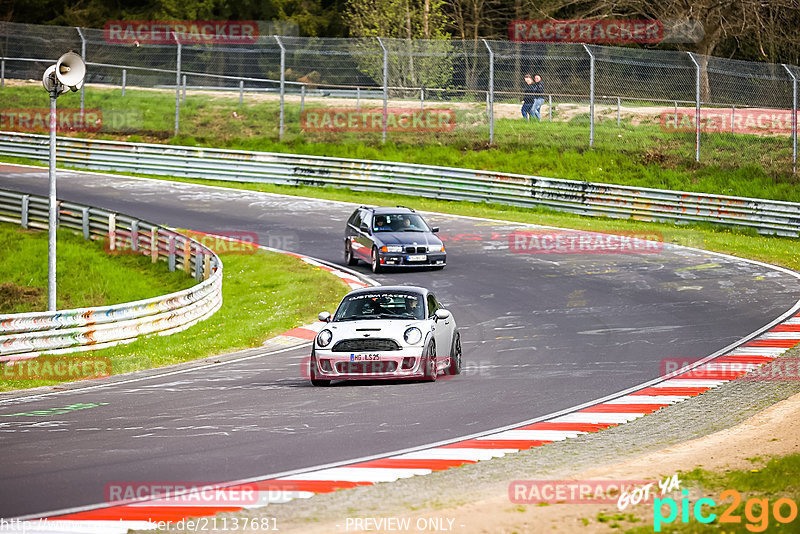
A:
[317,329,333,347]
[429,244,445,252]
[381,245,403,253]
[404,327,422,345]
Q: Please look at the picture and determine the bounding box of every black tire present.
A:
[445,331,462,376]
[309,351,331,387]
[345,242,359,266]
[422,340,437,382]
[371,247,383,274]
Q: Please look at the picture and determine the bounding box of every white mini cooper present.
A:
[309,286,462,386]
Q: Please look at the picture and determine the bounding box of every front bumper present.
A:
[313,349,427,380]
[378,252,446,268]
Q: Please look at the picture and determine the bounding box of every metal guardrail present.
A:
[0,187,223,361]
[1,131,799,237]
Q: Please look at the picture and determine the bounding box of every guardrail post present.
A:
[203,254,210,280]
[783,64,797,174]
[121,69,126,96]
[239,79,244,105]
[687,52,701,162]
[151,227,158,263]
[108,213,116,251]
[173,32,182,137]
[76,27,86,114]
[194,246,202,281]
[81,207,89,239]
[377,37,388,143]
[583,44,595,148]
[130,220,139,251]
[183,239,191,273]
[21,194,29,229]
[275,36,286,140]
[483,39,494,144]
[300,85,305,112]
[168,236,176,271]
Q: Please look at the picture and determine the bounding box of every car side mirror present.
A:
[435,309,451,320]
[360,223,369,233]
[318,311,331,322]
[431,226,439,233]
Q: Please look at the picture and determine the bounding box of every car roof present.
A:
[344,285,429,298]
[357,206,417,215]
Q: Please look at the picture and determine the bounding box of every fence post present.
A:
[239,79,244,105]
[275,36,286,140]
[357,87,361,113]
[420,87,424,111]
[687,52,701,162]
[121,68,126,96]
[130,220,139,252]
[377,37,388,143]
[151,227,158,263]
[674,101,678,128]
[731,105,735,133]
[783,64,797,174]
[173,32,182,137]
[548,94,552,122]
[583,44,595,148]
[75,27,86,114]
[301,85,305,112]
[483,39,494,144]
[181,74,186,103]
[1,59,5,88]
[617,97,621,127]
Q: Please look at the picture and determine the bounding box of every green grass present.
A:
[0,243,350,392]
[3,83,799,201]
[623,454,800,533]
[0,222,195,313]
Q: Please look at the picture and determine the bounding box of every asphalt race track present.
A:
[1,165,799,519]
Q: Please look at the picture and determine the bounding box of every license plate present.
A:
[407,254,427,261]
[351,354,381,361]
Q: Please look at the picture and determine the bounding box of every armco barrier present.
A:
[0,188,223,361]
[1,131,799,236]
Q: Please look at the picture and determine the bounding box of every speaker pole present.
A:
[47,82,58,311]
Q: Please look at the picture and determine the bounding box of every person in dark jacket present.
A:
[521,74,535,121]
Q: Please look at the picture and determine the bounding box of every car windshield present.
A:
[372,213,429,232]
[334,291,425,321]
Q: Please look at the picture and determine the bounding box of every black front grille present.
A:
[332,338,401,352]
[405,246,426,254]
[336,361,398,374]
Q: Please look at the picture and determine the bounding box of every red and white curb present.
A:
[15,311,798,533]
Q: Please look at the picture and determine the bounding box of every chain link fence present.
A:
[1,21,798,175]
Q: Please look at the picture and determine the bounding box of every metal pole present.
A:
[687,52,701,162]
[356,87,361,112]
[377,37,388,143]
[420,87,424,111]
[48,87,58,311]
[783,64,797,173]
[173,32,181,137]
[121,68,126,96]
[731,105,735,133]
[483,39,494,144]
[617,97,621,127]
[301,85,305,112]
[674,101,678,128]
[1,59,5,89]
[275,36,286,140]
[76,27,86,114]
[239,79,244,105]
[548,94,552,121]
[583,44,595,148]
[181,74,186,103]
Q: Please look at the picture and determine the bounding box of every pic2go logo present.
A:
[654,489,799,532]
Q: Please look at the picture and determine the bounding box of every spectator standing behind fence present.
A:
[521,74,535,120]
[531,75,545,121]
